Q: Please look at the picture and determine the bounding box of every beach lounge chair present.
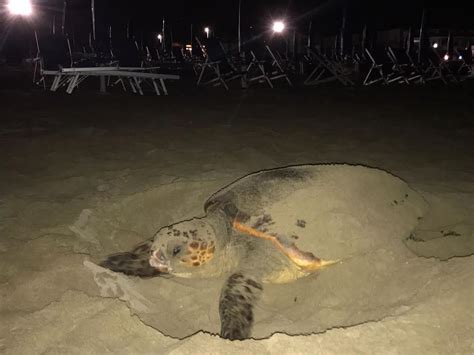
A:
[423,48,458,84]
[304,47,353,86]
[256,44,293,87]
[386,47,423,84]
[245,41,292,88]
[454,49,473,80]
[245,43,273,88]
[363,48,407,86]
[362,48,389,85]
[196,38,245,90]
[191,40,207,75]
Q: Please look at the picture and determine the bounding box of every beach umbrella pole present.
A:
[61,0,67,35]
[340,6,347,57]
[238,0,241,53]
[418,8,426,63]
[91,0,96,41]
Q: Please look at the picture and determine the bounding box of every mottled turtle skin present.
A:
[100,164,422,340]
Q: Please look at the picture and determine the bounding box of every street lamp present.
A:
[272,21,285,33]
[432,42,438,49]
[204,27,210,38]
[271,20,288,59]
[7,0,32,16]
[157,33,163,43]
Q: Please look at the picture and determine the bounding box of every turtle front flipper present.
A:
[219,272,263,340]
[99,238,162,278]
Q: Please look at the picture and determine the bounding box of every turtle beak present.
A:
[149,249,172,273]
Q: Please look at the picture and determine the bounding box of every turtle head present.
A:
[149,219,217,277]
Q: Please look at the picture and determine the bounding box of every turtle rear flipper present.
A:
[219,272,263,340]
[99,239,162,278]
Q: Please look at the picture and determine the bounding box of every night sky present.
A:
[2,0,472,46]
[103,2,467,38]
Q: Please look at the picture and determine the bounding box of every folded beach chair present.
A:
[171,45,186,62]
[363,47,405,86]
[363,48,389,85]
[196,38,245,90]
[145,45,159,66]
[89,39,116,65]
[245,41,292,88]
[191,42,206,75]
[161,44,187,71]
[386,47,423,84]
[261,44,293,86]
[454,48,473,80]
[422,51,445,83]
[245,43,273,88]
[145,44,178,69]
[423,48,458,84]
[304,47,353,86]
[404,49,427,82]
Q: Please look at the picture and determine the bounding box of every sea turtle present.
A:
[100,164,425,340]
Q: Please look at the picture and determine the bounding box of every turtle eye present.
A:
[172,246,182,256]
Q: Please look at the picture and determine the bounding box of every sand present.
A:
[0,85,473,354]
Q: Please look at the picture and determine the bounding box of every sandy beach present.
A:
[1,78,473,353]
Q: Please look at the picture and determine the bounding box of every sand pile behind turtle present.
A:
[85,164,429,339]
[213,164,428,266]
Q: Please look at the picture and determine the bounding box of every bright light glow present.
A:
[204,27,210,34]
[157,34,162,42]
[7,0,32,16]
[432,42,438,49]
[458,55,463,60]
[272,21,285,33]
[443,54,449,61]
